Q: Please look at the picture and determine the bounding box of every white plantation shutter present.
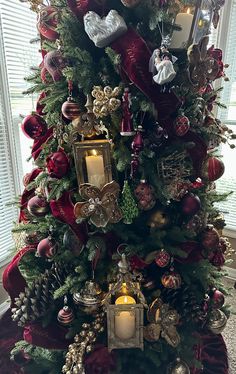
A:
[0,0,39,264]
[214,0,236,232]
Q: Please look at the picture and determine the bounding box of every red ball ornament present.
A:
[121,0,141,7]
[37,237,58,258]
[174,114,190,136]
[61,98,81,120]
[134,180,156,211]
[37,6,59,40]
[201,156,225,182]
[21,114,47,140]
[180,193,201,216]
[36,92,46,116]
[200,225,220,250]
[44,50,68,82]
[57,306,74,326]
[161,269,181,289]
[46,149,70,179]
[27,195,50,217]
[155,249,171,268]
[211,289,225,309]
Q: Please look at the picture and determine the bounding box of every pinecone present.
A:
[12,263,68,326]
[161,285,207,324]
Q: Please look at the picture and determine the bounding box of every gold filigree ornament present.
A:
[144,298,180,347]
[92,86,121,118]
[72,95,108,138]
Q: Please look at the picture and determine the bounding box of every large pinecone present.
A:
[12,263,68,326]
[161,285,207,324]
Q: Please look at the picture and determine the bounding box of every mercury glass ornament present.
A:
[167,357,190,374]
[207,309,227,334]
[73,280,104,314]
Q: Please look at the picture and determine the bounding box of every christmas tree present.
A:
[2,0,235,373]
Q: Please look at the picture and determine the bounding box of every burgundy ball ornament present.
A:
[36,92,46,116]
[21,114,47,140]
[200,225,220,250]
[201,156,225,182]
[161,269,181,289]
[180,193,201,216]
[211,289,225,309]
[37,6,59,40]
[37,237,58,258]
[57,305,74,326]
[61,97,81,120]
[134,180,156,211]
[121,0,141,7]
[27,195,50,217]
[155,249,171,268]
[46,149,70,179]
[174,114,190,136]
[44,50,67,82]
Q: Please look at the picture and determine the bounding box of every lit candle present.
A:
[85,150,106,188]
[115,295,136,340]
[170,8,194,49]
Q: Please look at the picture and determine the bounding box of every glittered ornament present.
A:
[180,193,201,216]
[207,309,227,334]
[121,0,141,7]
[174,114,190,136]
[37,6,59,40]
[73,280,104,314]
[147,209,170,229]
[167,358,190,374]
[57,305,75,326]
[44,50,68,82]
[46,149,70,179]
[27,195,50,217]
[21,114,47,140]
[36,236,58,258]
[200,225,220,250]
[61,97,81,120]
[211,289,225,309]
[120,180,139,224]
[201,156,225,182]
[155,249,171,268]
[134,180,156,211]
[161,269,181,289]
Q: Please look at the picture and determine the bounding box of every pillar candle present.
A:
[170,11,194,49]
[115,295,136,340]
[85,152,105,188]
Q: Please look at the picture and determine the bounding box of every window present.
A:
[214,0,236,233]
[0,0,39,265]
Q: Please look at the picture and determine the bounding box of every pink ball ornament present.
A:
[201,156,225,182]
[27,195,50,217]
[211,289,225,309]
[21,114,47,140]
[37,237,58,258]
[37,6,59,41]
[180,193,201,216]
[46,150,70,179]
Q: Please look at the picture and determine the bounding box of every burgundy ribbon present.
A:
[19,168,42,223]
[31,127,53,160]
[50,191,88,244]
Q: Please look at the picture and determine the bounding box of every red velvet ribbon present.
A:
[2,246,36,307]
[19,168,42,223]
[31,127,53,160]
[50,191,88,244]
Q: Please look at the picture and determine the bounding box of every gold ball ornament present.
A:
[207,309,227,334]
[147,209,170,229]
[167,358,190,374]
[121,0,141,7]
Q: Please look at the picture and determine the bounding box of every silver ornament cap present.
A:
[167,357,190,374]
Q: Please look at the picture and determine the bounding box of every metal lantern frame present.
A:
[103,254,147,352]
[170,0,214,50]
[73,139,113,187]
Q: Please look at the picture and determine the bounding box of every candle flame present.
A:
[91,149,98,156]
[186,7,191,14]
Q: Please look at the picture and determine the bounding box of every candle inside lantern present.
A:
[85,150,106,188]
[170,8,194,49]
[115,295,136,340]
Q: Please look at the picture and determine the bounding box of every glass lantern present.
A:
[73,139,113,189]
[104,254,147,351]
[170,0,213,50]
